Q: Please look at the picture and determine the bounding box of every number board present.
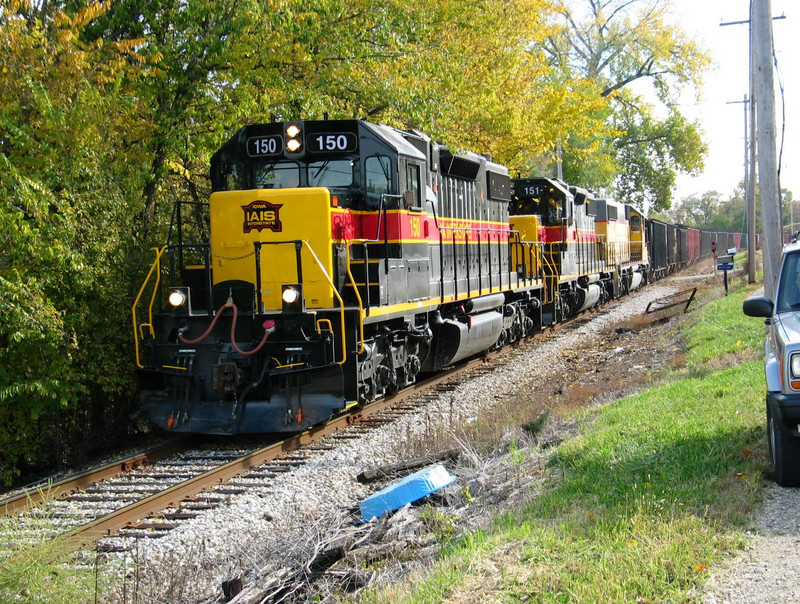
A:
[516,184,544,198]
[306,132,358,154]
[247,135,283,157]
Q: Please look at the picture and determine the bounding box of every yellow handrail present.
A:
[132,245,168,369]
[541,244,559,305]
[300,240,348,366]
[344,243,365,354]
[315,318,333,335]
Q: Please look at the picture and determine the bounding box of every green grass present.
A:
[0,507,97,603]
[358,278,769,604]
[685,284,765,367]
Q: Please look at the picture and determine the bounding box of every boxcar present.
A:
[647,219,669,280]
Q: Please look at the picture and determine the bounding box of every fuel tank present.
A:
[575,283,601,314]
[421,310,503,372]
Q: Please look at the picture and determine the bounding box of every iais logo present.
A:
[242,200,283,233]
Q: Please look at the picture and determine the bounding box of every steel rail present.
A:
[50,362,477,552]
[0,439,192,516]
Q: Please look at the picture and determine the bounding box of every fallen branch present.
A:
[356,449,460,484]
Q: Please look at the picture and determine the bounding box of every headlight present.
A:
[791,353,800,379]
[168,289,187,307]
[282,287,299,304]
[281,284,304,312]
[285,123,302,153]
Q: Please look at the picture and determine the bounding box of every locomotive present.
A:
[132,118,739,435]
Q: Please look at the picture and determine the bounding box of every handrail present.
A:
[541,243,559,305]
[299,240,348,366]
[533,242,545,283]
[344,243,365,354]
[132,245,168,369]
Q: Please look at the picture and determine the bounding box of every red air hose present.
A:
[178,298,276,355]
[178,298,234,344]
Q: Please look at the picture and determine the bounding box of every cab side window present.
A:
[778,253,800,312]
[406,163,422,209]
[546,194,563,224]
[365,155,392,208]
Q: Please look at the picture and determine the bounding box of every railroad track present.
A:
[1,357,490,555]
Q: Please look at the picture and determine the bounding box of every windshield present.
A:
[255,162,300,188]
[308,159,354,187]
[777,252,800,312]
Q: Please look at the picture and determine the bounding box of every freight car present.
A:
[132,118,744,435]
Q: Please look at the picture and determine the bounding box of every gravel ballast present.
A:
[89,279,792,604]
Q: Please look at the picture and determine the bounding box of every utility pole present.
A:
[753,0,782,297]
[748,14,757,285]
[728,95,755,283]
[721,7,785,285]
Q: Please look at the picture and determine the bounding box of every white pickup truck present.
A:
[744,242,800,486]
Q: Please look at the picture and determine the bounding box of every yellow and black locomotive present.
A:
[133,119,547,434]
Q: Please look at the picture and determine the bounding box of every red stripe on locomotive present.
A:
[331,210,510,243]
[539,225,597,243]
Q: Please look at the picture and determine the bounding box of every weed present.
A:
[521,411,549,437]
[0,499,96,603]
[419,505,458,542]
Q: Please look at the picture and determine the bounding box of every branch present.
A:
[603,0,641,29]
[616,135,668,147]
[600,57,664,96]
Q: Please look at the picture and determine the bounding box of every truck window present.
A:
[777,252,800,312]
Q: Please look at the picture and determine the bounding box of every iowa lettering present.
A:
[242,200,283,233]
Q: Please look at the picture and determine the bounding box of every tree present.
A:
[545,0,710,211]
[613,106,706,213]
[234,0,611,170]
[0,0,148,483]
[670,191,721,228]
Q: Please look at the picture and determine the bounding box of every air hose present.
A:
[178,296,276,356]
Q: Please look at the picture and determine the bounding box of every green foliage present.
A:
[613,104,707,212]
[670,186,796,235]
[0,1,144,484]
[546,0,710,209]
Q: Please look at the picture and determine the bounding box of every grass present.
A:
[0,502,97,603]
[684,284,765,368]
[357,276,769,604]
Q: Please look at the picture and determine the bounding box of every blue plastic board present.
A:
[360,464,457,522]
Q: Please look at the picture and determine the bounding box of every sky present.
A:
[667,0,799,203]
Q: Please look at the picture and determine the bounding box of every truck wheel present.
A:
[767,400,800,487]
